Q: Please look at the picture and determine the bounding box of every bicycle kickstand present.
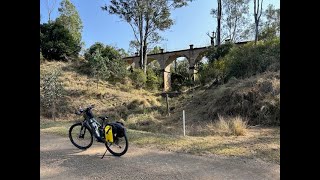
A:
[101,148,108,159]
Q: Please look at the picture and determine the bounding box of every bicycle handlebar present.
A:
[75,105,95,115]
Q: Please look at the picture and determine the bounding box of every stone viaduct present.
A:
[123,41,249,92]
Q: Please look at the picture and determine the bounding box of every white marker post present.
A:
[183,110,185,136]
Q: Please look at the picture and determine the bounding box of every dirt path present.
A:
[40,133,279,180]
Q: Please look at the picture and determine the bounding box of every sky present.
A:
[40,0,280,53]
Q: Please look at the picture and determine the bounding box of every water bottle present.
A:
[90,119,100,137]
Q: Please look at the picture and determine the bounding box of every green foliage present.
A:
[85,43,129,83]
[225,38,280,80]
[130,69,147,88]
[87,50,110,81]
[206,43,233,63]
[176,58,189,77]
[199,63,216,85]
[146,68,160,90]
[108,58,129,83]
[104,45,123,60]
[40,21,81,61]
[84,42,104,60]
[199,38,280,85]
[56,0,83,44]
[40,68,65,120]
[171,58,191,91]
[84,42,122,61]
[258,27,277,41]
[199,59,228,85]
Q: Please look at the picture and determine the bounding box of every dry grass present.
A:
[40,61,161,120]
[229,116,248,136]
[40,120,279,164]
[128,126,279,164]
[40,61,280,164]
[164,71,280,126]
[183,115,248,136]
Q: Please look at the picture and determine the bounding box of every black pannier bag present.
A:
[112,122,125,138]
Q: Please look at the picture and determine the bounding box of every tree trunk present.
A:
[138,8,144,70]
[255,21,259,44]
[143,45,147,74]
[254,0,263,45]
[139,41,144,69]
[216,0,222,46]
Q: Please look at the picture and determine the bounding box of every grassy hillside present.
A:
[40,61,161,121]
[40,60,280,164]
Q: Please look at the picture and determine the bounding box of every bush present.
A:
[225,38,280,80]
[130,69,147,88]
[146,69,160,90]
[40,68,65,120]
[171,58,192,91]
[198,63,216,85]
[206,43,233,63]
[84,42,122,61]
[84,43,129,83]
[199,39,280,85]
[40,21,81,61]
[199,59,228,85]
[108,58,129,83]
[87,50,110,81]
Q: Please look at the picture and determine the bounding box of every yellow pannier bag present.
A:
[104,125,113,143]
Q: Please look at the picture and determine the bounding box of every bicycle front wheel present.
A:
[69,122,93,150]
[105,131,128,156]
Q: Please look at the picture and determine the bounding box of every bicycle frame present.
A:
[82,118,101,140]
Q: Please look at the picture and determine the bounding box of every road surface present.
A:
[40,133,279,180]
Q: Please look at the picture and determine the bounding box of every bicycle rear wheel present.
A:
[69,122,93,149]
[105,131,128,156]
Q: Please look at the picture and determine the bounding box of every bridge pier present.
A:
[122,43,226,91]
[163,64,172,92]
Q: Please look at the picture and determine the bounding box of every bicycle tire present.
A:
[105,131,128,156]
[69,122,93,149]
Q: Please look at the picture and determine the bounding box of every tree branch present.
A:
[129,22,140,43]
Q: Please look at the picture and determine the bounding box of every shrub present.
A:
[206,43,233,63]
[199,38,280,85]
[225,38,280,80]
[84,43,129,83]
[40,21,81,61]
[130,69,147,88]
[146,68,160,90]
[199,59,228,85]
[87,50,110,82]
[40,68,65,120]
